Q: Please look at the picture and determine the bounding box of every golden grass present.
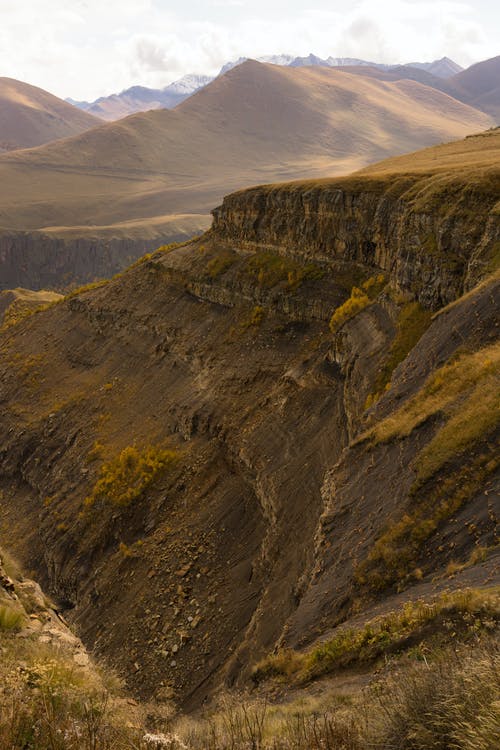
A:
[355,449,498,590]
[253,587,499,685]
[366,341,500,482]
[0,289,63,330]
[329,274,385,333]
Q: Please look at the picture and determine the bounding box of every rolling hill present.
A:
[0,77,100,152]
[0,61,492,230]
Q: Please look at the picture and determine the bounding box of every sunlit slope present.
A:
[0,77,100,152]
[0,61,492,235]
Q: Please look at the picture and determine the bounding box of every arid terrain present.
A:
[0,128,498,745]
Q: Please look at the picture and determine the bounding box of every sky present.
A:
[1,0,498,100]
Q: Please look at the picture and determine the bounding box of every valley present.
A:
[0,28,499,746]
[0,130,498,731]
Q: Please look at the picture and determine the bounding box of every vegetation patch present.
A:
[243,251,325,290]
[252,588,499,685]
[366,302,432,407]
[329,274,385,334]
[206,249,239,278]
[366,341,500,480]
[84,444,178,508]
[355,448,498,590]
[0,603,25,631]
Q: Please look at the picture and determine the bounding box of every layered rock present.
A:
[211,178,499,309]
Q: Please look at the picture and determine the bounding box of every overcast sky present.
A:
[1,0,498,100]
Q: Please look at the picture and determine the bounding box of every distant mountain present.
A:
[69,74,213,122]
[0,60,492,242]
[68,55,467,122]
[218,53,460,76]
[0,77,99,152]
[450,55,500,122]
[406,56,463,78]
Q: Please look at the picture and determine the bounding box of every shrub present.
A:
[329,274,385,334]
[84,445,178,507]
[329,287,370,333]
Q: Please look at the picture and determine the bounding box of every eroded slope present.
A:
[0,130,498,710]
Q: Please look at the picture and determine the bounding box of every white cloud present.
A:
[0,0,497,100]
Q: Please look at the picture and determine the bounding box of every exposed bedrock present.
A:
[211,181,500,308]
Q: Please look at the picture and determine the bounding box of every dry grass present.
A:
[84,444,179,508]
[176,638,499,750]
[0,602,25,631]
[0,289,63,331]
[367,341,500,481]
[329,274,385,334]
[355,449,498,590]
[253,588,499,685]
[365,640,500,750]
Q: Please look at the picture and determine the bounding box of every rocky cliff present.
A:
[211,173,499,310]
[0,130,498,711]
[0,226,206,291]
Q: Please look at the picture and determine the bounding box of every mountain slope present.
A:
[450,55,500,121]
[406,56,463,78]
[0,129,498,709]
[0,78,100,152]
[0,61,492,284]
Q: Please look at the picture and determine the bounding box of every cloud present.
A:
[0,0,496,100]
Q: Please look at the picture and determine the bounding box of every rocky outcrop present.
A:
[211,181,500,309]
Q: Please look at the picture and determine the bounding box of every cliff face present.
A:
[0,225,207,291]
[211,177,500,309]
[0,132,498,711]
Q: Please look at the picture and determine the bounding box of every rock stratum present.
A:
[0,129,498,711]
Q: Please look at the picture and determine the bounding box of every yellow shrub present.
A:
[85,445,178,507]
[329,288,370,333]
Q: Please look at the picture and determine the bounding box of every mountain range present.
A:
[68,55,465,121]
[0,59,493,289]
